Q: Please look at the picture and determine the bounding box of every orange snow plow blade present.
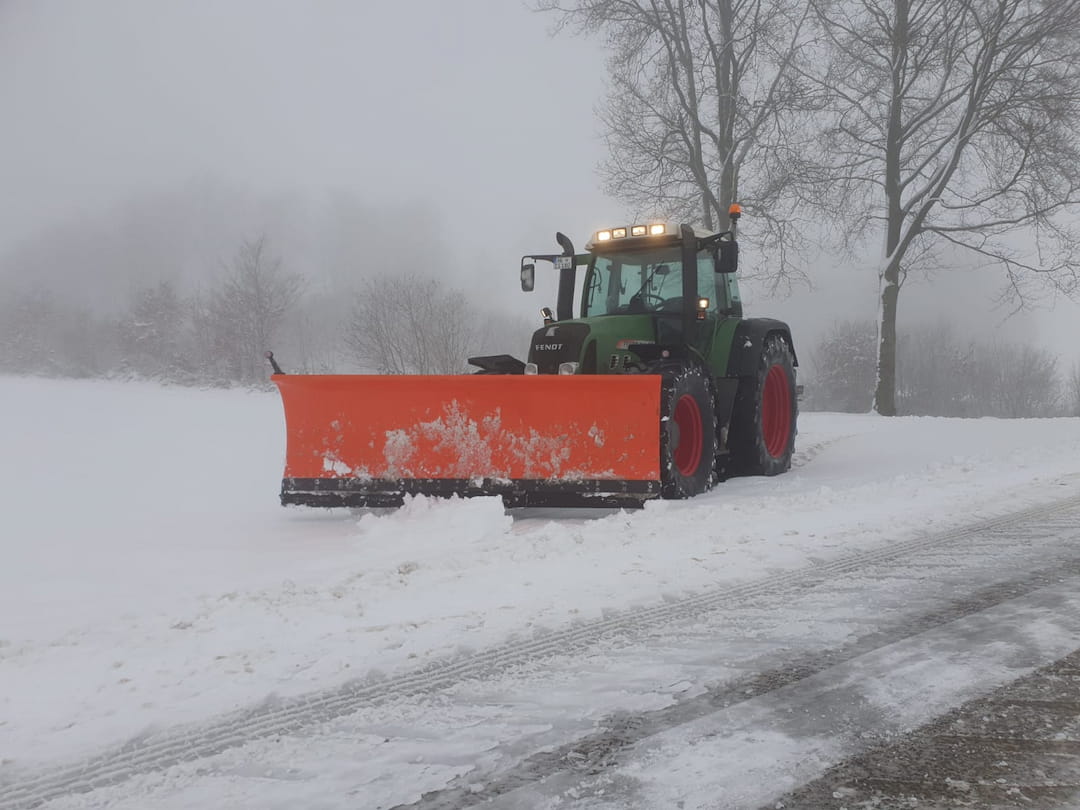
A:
[272,374,662,508]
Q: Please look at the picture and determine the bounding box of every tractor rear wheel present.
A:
[658,363,717,499]
[727,334,797,476]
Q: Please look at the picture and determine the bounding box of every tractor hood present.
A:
[527,315,657,374]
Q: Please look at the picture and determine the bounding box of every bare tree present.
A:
[808,316,1064,417]
[970,340,1060,417]
[0,285,59,374]
[280,302,345,374]
[0,284,117,377]
[346,272,500,375]
[895,323,976,416]
[1066,360,1080,416]
[539,0,818,288]
[804,0,1080,415]
[200,237,303,383]
[807,319,877,411]
[117,280,187,379]
[346,273,532,374]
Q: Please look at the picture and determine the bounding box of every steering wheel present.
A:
[631,293,667,311]
[657,296,684,312]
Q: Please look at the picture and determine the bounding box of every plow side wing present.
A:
[272,374,662,507]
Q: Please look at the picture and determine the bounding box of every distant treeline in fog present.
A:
[805,319,1080,418]
[2,183,1078,417]
[3,262,1078,417]
[0,240,526,385]
[0,185,528,386]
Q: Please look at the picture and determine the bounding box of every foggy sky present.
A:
[2,0,1077,366]
[1,2,614,254]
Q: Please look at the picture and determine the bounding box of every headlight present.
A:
[524,362,539,375]
[631,225,647,236]
[649,223,666,236]
[596,230,612,241]
[558,362,579,375]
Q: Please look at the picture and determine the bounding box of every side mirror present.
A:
[520,261,535,292]
[715,240,738,274]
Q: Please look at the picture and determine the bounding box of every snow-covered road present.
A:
[4,377,1080,808]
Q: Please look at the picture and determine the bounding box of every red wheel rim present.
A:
[673,394,703,475]
[762,365,792,458]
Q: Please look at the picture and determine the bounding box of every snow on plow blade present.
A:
[272,374,662,508]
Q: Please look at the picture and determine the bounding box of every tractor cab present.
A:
[513,218,743,375]
[581,225,742,321]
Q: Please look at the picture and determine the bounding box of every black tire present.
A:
[657,363,718,499]
[726,334,797,476]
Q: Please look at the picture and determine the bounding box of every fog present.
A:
[2,0,1078,386]
[2,1,619,256]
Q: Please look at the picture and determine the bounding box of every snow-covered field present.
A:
[4,375,1080,781]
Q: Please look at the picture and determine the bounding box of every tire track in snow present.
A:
[789,433,854,469]
[404,551,1080,808]
[4,493,1080,810]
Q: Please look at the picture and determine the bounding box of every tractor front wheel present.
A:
[658,364,717,499]
[727,334,797,476]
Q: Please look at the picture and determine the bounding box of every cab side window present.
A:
[697,255,723,313]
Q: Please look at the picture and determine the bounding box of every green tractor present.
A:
[469,208,798,500]
[271,207,797,508]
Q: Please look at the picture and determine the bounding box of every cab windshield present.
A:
[582,247,717,318]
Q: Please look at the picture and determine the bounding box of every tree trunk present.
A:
[874,268,900,415]
[874,0,908,417]
[716,0,737,226]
